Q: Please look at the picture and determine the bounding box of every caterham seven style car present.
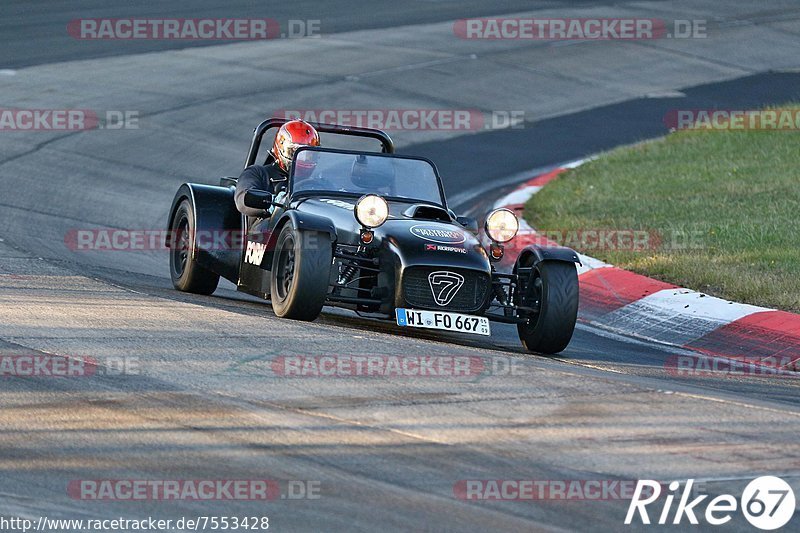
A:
[167,119,580,353]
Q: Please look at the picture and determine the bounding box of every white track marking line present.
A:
[493,185,542,208]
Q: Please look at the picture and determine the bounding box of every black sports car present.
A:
[166,119,580,353]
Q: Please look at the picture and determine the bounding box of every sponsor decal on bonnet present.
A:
[425,244,467,254]
[320,198,355,210]
[410,224,466,244]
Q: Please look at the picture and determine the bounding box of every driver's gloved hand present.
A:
[267,191,287,215]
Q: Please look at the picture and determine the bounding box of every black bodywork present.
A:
[167,118,580,342]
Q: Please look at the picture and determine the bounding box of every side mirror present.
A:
[457,216,479,233]
[244,189,273,210]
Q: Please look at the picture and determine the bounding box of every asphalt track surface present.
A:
[1,1,800,531]
[2,0,606,69]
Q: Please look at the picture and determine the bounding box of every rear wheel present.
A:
[169,199,220,295]
[270,224,332,320]
[516,261,579,354]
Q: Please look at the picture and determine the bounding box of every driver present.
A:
[234,119,320,218]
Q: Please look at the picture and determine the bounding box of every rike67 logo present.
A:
[626,477,795,530]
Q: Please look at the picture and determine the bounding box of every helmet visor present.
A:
[293,149,319,177]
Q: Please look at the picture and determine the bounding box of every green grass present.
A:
[524,106,800,312]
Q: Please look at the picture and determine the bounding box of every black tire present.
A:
[270,224,331,320]
[169,199,220,295]
[516,261,579,354]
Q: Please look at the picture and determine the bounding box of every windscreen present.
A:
[291,148,444,206]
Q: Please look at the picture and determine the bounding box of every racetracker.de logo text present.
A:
[454,18,707,40]
[67,18,320,40]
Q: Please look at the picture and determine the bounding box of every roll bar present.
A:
[245,118,395,168]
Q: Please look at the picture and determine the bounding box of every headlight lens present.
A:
[355,194,389,228]
[485,208,519,243]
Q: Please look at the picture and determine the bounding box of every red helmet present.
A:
[272,119,320,173]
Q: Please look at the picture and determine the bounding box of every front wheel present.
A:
[516,261,579,354]
[270,224,332,320]
[169,199,220,295]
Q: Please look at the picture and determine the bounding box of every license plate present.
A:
[395,308,491,336]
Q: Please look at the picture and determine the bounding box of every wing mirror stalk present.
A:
[457,216,479,232]
[243,189,281,209]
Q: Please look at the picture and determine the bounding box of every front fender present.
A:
[282,209,337,236]
[167,183,243,283]
[515,244,581,269]
[261,209,337,269]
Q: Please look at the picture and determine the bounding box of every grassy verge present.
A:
[524,106,800,312]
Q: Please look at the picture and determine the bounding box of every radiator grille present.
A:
[403,267,489,312]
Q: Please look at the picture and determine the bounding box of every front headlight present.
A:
[485,208,519,243]
[355,194,389,228]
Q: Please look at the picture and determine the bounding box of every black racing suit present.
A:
[234,162,287,219]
